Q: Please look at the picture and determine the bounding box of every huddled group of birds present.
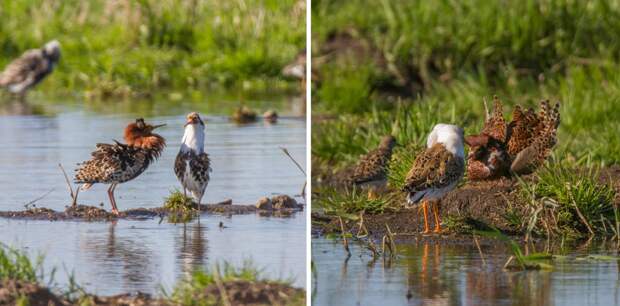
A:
[349,97,560,234]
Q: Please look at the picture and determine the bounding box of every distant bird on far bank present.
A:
[402,124,465,234]
[282,49,306,90]
[231,106,257,124]
[263,110,278,124]
[175,112,212,205]
[349,135,397,199]
[74,118,166,215]
[0,40,61,95]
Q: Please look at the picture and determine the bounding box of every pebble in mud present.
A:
[256,197,273,210]
[271,195,298,209]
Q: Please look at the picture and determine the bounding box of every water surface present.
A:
[0,94,306,294]
[313,238,620,306]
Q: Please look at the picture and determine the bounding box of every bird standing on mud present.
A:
[402,124,465,234]
[465,96,560,180]
[74,118,166,215]
[0,40,61,95]
[175,112,212,205]
[349,135,397,199]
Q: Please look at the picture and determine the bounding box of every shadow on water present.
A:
[313,238,620,306]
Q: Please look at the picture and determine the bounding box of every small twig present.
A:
[279,147,307,199]
[569,191,594,235]
[503,256,515,270]
[473,234,486,266]
[24,188,54,208]
[357,211,368,238]
[338,216,350,255]
[59,163,79,206]
[385,223,396,256]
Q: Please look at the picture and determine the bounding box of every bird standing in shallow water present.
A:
[349,135,397,199]
[175,112,212,205]
[74,118,166,215]
[0,40,61,95]
[402,124,465,234]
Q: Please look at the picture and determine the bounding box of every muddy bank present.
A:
[0,279,304,306]
[0,198,304,221]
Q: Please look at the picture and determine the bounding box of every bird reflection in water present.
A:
[79,221,157,292]
[175,221,208,278]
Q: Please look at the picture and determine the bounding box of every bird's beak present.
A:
[184,120,192,127]
[152,124,166,129]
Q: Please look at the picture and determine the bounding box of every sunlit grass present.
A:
[0,0,305,96]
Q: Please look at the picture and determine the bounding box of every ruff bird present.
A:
[349,135,397,199]
[175,112,212,205]
[75,118,166,215]
[402,124,465,234]
[0,40,61,94]
[282,49,306,91]
[465,96,560,180]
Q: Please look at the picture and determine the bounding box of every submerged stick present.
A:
[473,234,486,266]
[338,216,351,255]
[24,188,54,208]
[279,147,307,198]
[59,163,79,206]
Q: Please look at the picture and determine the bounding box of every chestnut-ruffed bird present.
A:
[175,112,212,205]
[402,124,465,234]
[465,96,560,180]
[349,135,397,199]
[0,40,61,94]
[74,118,166,215]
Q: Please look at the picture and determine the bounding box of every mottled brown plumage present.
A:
[402,124,465,234]
[0,40,60,94]
[403,143,464,199]
[466,97,560,180]
[349,136,396,197]
[74,118,166,214]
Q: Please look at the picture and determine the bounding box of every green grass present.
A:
[0,0,305,97]
[0,244,41,283]
[520,163,617,237]
[312,186,392,216]
[169,261,304,306]
[164,190,198,223]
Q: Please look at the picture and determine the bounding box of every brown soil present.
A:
[203,280,305,306]
[313,167,620,240]
[0,279,303,306]
[0,201,304,222]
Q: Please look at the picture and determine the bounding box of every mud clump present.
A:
[0,279,67,306]
[256,197,273,210]
[203,280,304,306]
[271,195,299,209]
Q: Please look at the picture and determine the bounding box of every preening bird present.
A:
[74,118,166,215]
[465,96,560,180]
[402,124,465,234]
[0,40,61,94]
[349,135,397,199]
[175,112,212,205]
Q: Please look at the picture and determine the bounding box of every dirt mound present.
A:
[0,279,67,306]
[203,280,304,306]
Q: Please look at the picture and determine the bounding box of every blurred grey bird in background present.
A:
[0,40,61,95]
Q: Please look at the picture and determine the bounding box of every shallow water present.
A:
[312,238,620,306]
[0,94,306,294]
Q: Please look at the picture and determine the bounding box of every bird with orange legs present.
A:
[74,118,166,215]
[402,124,465,234]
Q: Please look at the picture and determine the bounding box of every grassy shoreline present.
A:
[0,0,305,98]
[0,244,305,305]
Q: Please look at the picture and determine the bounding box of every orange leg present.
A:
[433,200,441,233]
[422,200,430,234]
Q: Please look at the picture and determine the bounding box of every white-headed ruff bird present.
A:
[175,112,212,205]
[0,40,61,94]
[402,124,465,234]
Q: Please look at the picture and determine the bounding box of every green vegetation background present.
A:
[312,0,620,167]
[0,0,305,97]
[311,0,620,237]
